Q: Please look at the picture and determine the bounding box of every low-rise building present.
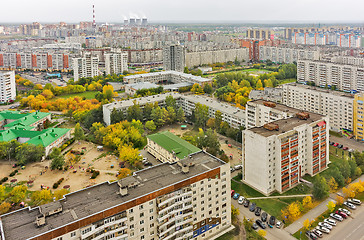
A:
[242,112,329,195]
[125,82,160,95]
[147,131,201,163]
[282,83,354,132]
[248,87,283,102]
[0,151,233,240]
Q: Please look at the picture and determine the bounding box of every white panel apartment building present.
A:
[163,45,185,72]
[259,46,320,63]
[73,53,100,81]
[297,60,364,92]
[282,83,353,132]
[242,113,329,195]
[0,71,16,103]
[103,92,245,128]
[105,52,128,75]
[0,151,233,240]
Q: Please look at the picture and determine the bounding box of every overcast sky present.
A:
[0,0,363,23]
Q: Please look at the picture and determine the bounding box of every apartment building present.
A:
[105,51,128,75]
[242,113,329,195]
[163,45,185,72]
[282,83,353,132]
[0,71,16,103]
[0,151,233,240]
[330,56,364,67]
[248,88,283,103]
[297,60,364,92]
[259,46,320,63]
[246,29,273,40]
[73,53,100,81]
[353,93,364,141]
[245,100,300,129]
[123,71,211,86]
[103,92,245,129]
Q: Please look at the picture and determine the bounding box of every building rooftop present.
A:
[0,151,225,240]
[124,70,211,84]
[147,131,201,159]
[125,82,160,90]
[249,112,325,137]
[248,99,301,115]
[284,83,354,98]
[4,111,51,128]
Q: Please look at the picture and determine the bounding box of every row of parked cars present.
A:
[231,190,282,230]
[329,141,353,152]
[306,198,361,239]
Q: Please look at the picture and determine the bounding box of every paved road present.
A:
[330,135,364,152]
[322,204,364,240]
[248,194,312,200]
[231,200,296,240]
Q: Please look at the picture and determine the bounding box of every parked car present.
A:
[329,141,334,145]
[249,202,256,212]
[243,199,250,208]
[276,220,282,229]
[251,223,259,230]
[234,165,242,170]
[231,190,235,197]
[230,167,235,172]
[261,212,268,222]
[335,210,348,219]
[343,201,356,209]
[238,196,245,205]
[333,143,339,147]
[316,226,330,234]
[348,198,362,205]
[233,193,240,200]
[338,144,343,148]
[338,208,351,216]
[349,149,354,153]
[269,216,276,226]
[306,231,318,240]
[255,207,261,216]
[318,222,332,230]
[255,219,266,229]
[330,213,343,222]
[312,229,323,238]
[343,147,349,150]
[324,218,336,226]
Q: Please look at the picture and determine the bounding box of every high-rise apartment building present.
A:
[259,46,320,64]
[353,93,364,141]
[297,60,364,92]
[282,83,353,132]
[105,52,128,75]
[163,45,185,72]
[73,53,100,81]
[0,151,233,240]
[0,71,16,103]
[242,113,329,195]
[246,29,273,40]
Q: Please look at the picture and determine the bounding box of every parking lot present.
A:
[330,135,364,152]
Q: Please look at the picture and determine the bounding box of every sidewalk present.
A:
[248,194,312,200]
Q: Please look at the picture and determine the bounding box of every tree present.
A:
[117,168,132,179]
[355,167,362,177]
[31,189,53,205]
[102,85,115,101]
[231,205,239,220]
[176,107,185,122]
[328,177,338,193]
[119,144,142,167]
[330,166,346,187]
[165,96,176,110]
[74,123,85,141]
[336,195,344,206]
[0,202,11,214]
[151,106,165,127]
[54,189,69,200]
[215,110,222,129]
[15,143,45,165]
[313,175,330,200]
[257,230,266,237]
[256,80,263,89]
[194,103,209,128]
[303,219,311,230]
[341,160,351,179]
[127,103,143,122]
[183,67,189,74]
[348,159,357,177]
[203,83,213,94]
[110,109,125,124]
[9,185,27,203]
[165,106,176,124]
[145,120,156,132]
[302,196,313,210]
[327,201,336,212]
[287,201,301,221]
[206,118,215,129]
[191,83,204,95]
[0,185,6,201]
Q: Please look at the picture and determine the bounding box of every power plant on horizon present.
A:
[124,15,148,26]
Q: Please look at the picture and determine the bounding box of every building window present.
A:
[150,216,154,221]
[139,205,144,210]
[71,232,76,237]
[140,228,145,233]
[140,213,144,218]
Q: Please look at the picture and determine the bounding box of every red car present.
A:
[335,210,348,219]
[333,143,339,147]
[343,147,349,150]
[231,190,235,197]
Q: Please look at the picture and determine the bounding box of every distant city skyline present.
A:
[0,0,363,23]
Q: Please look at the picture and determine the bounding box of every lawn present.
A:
[56,91,98,99]
[278,78,296,85]
[231,176,264,198]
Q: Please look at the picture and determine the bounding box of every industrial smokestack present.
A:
[92,5,96,27]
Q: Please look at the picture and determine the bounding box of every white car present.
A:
[338,208,351,216]
[324,218,336,226]
[238,196,245,205]
[234,165,242,170]
[348,198,362,205]
[343,201,356,210]
[318,222,332,230]
[316,226,330,234]
[330,213,343,222]
[276,220,282,229]
[313,229,323,238]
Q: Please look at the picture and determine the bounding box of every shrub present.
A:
[91,170,100,179]
[53,183,59,189]
[0,177,8,184]
[9,170,18,177]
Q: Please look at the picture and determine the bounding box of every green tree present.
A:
[330,166,346,187]
[151,106,165,127]
[31,189,53,205]
[110,109,125,124]
[341,160,351,179]
[50,148,65,170]
[165,96,176,110]
[0,185,6,201]
[203,83,213,94]
[313,175,330,200]
[194,103,209,128]
[145,120,156,132]
[176,107,185,122]
[191,83,204,94]
[165,106,176,124]
[127,103,143,122]
[15,143,45,165]
[183,67,189,74]
[74,123,85,141]
[348,159,357,177]
[215,110,222,129]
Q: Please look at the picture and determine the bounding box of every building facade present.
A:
[282,83,353,132]
[0,71,16,103]
[0,151,233,240]
[259,46,320,64]
[73,53,100,81]
[297,60,364,92]
[105,52,128,75]
[242,113,329,195]
[163,45,185,72]
[353,93,364,141]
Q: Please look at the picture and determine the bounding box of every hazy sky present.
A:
[0,0,363,23]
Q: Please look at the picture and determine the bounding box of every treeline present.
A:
[0,140,44,165]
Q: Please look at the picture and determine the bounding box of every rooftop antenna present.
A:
[92,5,96,27]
